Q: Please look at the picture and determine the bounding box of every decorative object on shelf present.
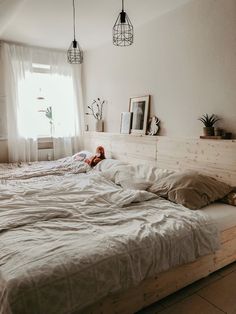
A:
[147,116,160,136]
[222,132,232,139]
[214,127,223,136]
[113,0,133,47]
[129,95,150,135]
[95,120,103,132]
[67,0,83,64]
[198,114,220,136]
[120,112,133,134]
[86,98,105,132]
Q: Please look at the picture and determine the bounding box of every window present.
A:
[17,63,76,138]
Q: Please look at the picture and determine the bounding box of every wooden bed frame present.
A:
[82,132,236,314]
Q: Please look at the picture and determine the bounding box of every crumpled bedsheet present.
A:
[0,168,219,314]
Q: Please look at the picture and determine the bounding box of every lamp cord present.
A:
[122,0,124,11]
[73,0,76,40]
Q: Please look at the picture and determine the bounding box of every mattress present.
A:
[203,202,236,231]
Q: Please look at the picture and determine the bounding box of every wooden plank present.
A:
[83,132,236,186]
[110,134,156,164]
[83,132,112,158]
[156,137,236,186]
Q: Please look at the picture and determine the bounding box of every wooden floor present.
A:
[137,261,236,314]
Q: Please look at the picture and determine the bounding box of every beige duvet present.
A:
[0,161,219,314]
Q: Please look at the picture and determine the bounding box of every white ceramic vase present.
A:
[95,119,104,132]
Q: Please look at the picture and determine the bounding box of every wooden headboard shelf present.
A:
[83,132,236,186]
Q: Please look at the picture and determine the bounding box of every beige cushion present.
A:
[148,171,232,210]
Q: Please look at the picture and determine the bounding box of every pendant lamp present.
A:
[67,0,83,64]
[113,0,134,47]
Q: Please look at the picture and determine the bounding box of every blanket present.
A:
[0,169,219,314]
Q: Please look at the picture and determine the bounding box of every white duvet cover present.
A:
[0,157,90,181]
[0,162,219,314]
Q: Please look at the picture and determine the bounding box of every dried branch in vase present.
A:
[86,98,105,120]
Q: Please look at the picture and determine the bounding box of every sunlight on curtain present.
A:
[1,42,84,162]
[18,72,76,138]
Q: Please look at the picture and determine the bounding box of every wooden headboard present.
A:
[83,132,236,186]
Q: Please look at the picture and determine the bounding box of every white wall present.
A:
[83,0,236,138]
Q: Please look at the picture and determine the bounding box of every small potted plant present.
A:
[198,114,220,136]
[86,98,105,132]
[38,106,54,137]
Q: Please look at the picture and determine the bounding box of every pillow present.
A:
[132,164,175,183]
[221,188,236,206]
[115,169,151,190]
[114,165,174,190]
[94,159,128,171]
[72,151,93,161]
[148,170,232,210]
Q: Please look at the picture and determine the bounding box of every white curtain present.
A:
[2,42,38,162]
[1,42,84,162]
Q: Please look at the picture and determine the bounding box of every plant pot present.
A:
[223,132,232,139]
[95,120,104,132]
[214,127,223,136]
[203,127,214,136]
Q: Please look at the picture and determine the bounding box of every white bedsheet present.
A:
[203,202,236,231]
[0,164,220,314]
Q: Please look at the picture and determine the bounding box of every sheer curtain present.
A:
[1,42,84,162]
[2,42,38,162]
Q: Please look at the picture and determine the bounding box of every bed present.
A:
[0,135,236,314]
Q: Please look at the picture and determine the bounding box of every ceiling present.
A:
[0,0,192,51]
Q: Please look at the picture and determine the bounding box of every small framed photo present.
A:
[120,112,133,134]
[129,95,150,135]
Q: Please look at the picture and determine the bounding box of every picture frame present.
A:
[120,112,133,134]
[129,95,150,135]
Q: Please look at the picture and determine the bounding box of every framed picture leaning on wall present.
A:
[129,95,150,135]
[120,112,133,134]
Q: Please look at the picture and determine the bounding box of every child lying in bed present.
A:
[85,146,106,167]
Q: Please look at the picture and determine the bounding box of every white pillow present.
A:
[94,159,128,171]
[99,161,176,191]
[101,164,152,191]
[115,170,152,190]
[123,164,175,183]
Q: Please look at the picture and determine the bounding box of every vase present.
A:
[214,127,223,136]
[203,127,214,136]
[95,120,104,132]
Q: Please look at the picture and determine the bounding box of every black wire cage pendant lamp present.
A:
[67,0,83,64]
[113,0,134,47]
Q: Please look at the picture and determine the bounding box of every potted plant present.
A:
[86,98,105,132]
[38,106,54,137]
[198,114,220,136]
